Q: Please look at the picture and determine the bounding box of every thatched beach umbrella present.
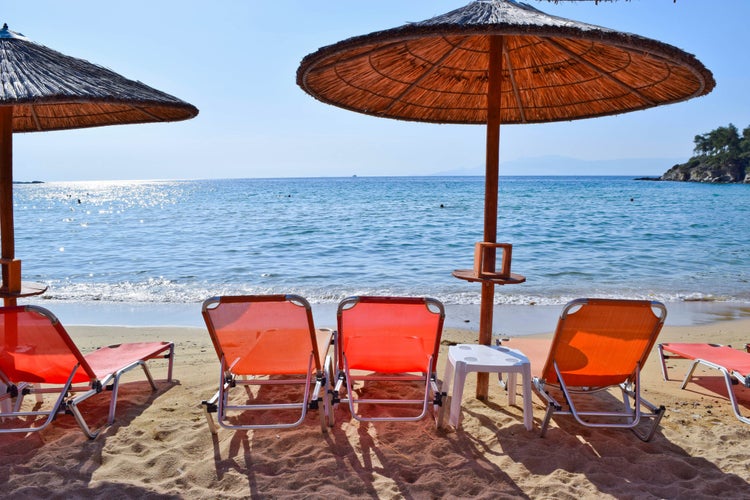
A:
[297,0,713,398]
[0,24,198,305]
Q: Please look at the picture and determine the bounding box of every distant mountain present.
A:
[434,155,683,176]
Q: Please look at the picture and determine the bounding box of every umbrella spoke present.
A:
[383,38,472,115]
[503,48,526,123]
[544,37,656,107]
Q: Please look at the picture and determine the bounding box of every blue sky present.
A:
[5,1,749,181]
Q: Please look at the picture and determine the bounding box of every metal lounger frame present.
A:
[333,354,443,423]
[1,341,174,439]
[534,360,665,442]
[201,350,333,433]
[200,295,333,433]
[531,298,667,442]
[333,296,445,424]
[658,343,750,425]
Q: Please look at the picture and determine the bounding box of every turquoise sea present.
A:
[12,176,750,332]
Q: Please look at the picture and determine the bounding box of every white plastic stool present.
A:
[440,344,533,431]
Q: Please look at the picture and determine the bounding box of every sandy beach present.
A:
[2,313,750,499]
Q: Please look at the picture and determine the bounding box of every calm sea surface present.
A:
[12,176,750,327]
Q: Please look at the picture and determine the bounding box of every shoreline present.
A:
[27,298,750,335]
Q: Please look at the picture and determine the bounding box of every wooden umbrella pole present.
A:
[0,106,18,306]
[0,107,12,259]
[476,35,504,400]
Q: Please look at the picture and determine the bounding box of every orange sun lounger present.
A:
[0,305,174,439]
[530,298,668,441]
[334,296,445,423]
[658,342,750,425]
[201,295,333,432]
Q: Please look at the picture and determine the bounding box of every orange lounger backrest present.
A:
[202,295,319,376]
[337,296,445,373]
[0,306,95,385]
[540,299,666,387]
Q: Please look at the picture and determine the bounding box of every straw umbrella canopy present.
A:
[296,0,713,398]
[0,24,198,305]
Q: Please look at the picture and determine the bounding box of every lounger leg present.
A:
[430,375,444,428]
[620,385,635,423]
[341,363,358,421]
[313,367,327,433]
[165,343,175,382]
[206,362,227,434]
[680,360,701,390]
[202,390,220,435]
[1,384,18,422]
[139,362,158,391]
[630,404,665,442]
[65,374,102,439]
[324,355,335,428]
[0,383,10,414]
[108,372,124,425]
[106,363,153,425]
[33,383,44,403]
[658,344,670,381]
[721,369,750,425]
[103,357,163,426]
[539,403,555,438]
[317,380,327,432]
[521,363,534,432]
[67,397,101,439]
[532,378,557,437]
[12,387,24,413]
[621,379,665,442]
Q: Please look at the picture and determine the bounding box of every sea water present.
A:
[12,176,750,331]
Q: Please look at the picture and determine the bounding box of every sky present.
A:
[4,0,750,181]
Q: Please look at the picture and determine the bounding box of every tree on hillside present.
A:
[692,123,749,166]
[662,123,749,182]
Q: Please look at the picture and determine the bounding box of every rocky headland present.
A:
[661,158,749,183]
[657,123,749,184]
